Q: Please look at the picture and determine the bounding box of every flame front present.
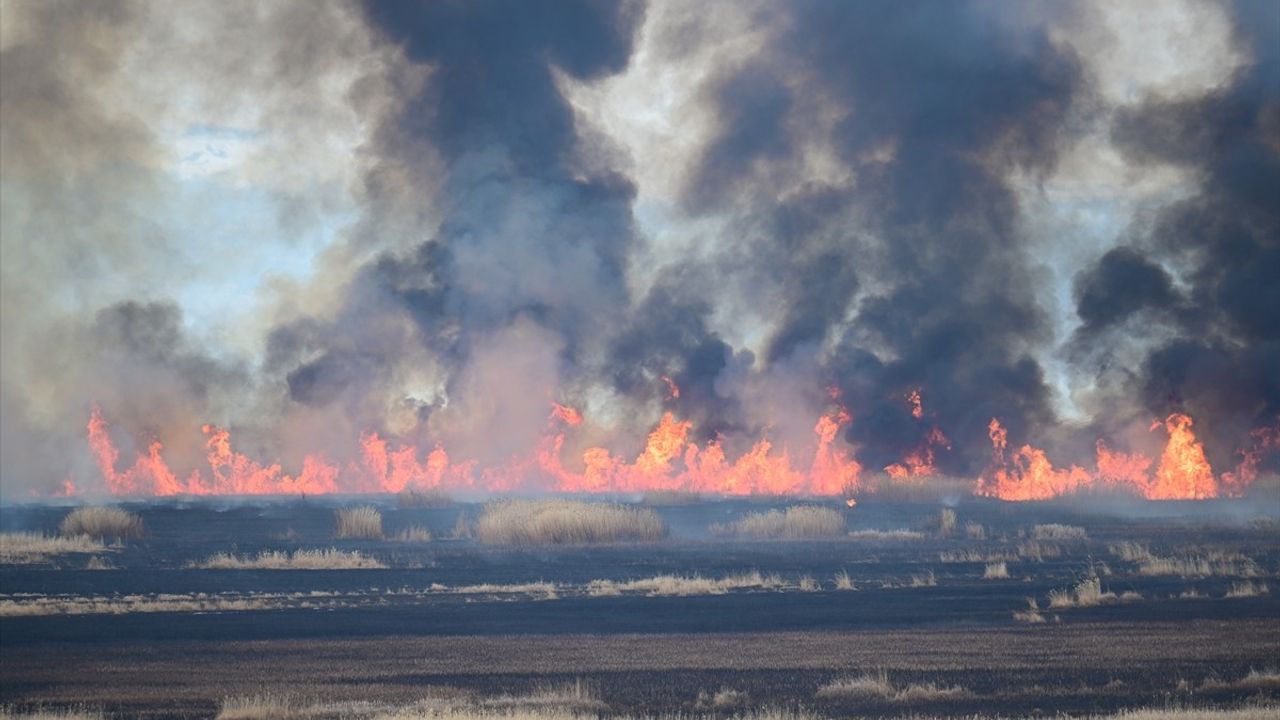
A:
[79,402,1274,500]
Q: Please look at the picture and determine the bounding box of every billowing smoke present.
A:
[1,0,1275,497]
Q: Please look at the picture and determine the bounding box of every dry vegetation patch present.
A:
[0,533,106,564]
[587,571,783,597]
[335,506,384,539]
[1225,580,1269,598]
[848,528,924,541]
[194,549,385,570]
[715,506,845,539]
[1032,523,1087,540]
[396,489,453,508]
[815,670,968,702]
[983,561,1010,579]
[477,499,664,545]
[58,507,144,539]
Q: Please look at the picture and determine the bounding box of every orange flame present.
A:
[660,375,681,400]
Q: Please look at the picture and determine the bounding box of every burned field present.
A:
[1,497,1278,718]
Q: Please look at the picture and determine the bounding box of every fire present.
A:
[885,390,950,480]
[979,412,1273,501]
[74,403,1276,500]
[660,375,681,400]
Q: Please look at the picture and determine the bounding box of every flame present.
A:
[907,388,923,419]
[660,375,681,400]
[977,419,1091,501]
[71,403,1277,500]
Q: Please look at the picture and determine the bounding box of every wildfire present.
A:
[884,389,950,480]
[979,412,1272,501]
[75,403,1276,500]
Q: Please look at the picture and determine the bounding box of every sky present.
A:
[0,0,1276,498]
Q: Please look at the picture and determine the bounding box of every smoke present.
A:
[1,0,1276,496]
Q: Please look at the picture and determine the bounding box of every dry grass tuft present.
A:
[1015,541,1061,562]
[1225,580,1269,598]
[695,687,748,709]
[964,522,986,539]
[833,569,856,591]
[1136,554,1259,578]
[58,507,144,539]
[935,508,957,536]
[0,709,105,720]
[479,680,603,712]
[586,571,783,597]
[1013,597,1046,623]
[1033,523,1087,540]
[194,548,386,570]
[217,694,302,720]
[798,575,819,592]
[477,499,664,545]
[397,489,453,508]
[848,529,925,541]
[335,506,384,539]
[1110,541,1155,562]
[1045,575,1138,609]
[815,670,968,702]
[394,526,432,543]
[983,561,1010,579]
[0,533,107,564]
[715,506,845,539]
[84,556,114,570]
[909,570,937,587]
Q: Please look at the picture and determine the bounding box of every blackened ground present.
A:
[1,497,1278,718]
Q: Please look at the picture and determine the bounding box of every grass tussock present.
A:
[335,506,384,540]
[1032,523,1087,540]
[85,556,114,570]
[1015,541,1061,562]
[934,508,957,536]
[833,569,856,591]
[0,710,105,720]
[983,561,1010,579]
[964,522,986,539]
[58,507,144,539]
[0,533,107,564]
[1225,580,1269,598]
[1013,597,1046,623]
[1137,554,1259,578]
[714,506,846,540]
[695,688,748,709]
[477,499,665,545]
[909,570,937,587]
[848,529,925,541]
[814,670,968,702]
[397,489,453,508]
[479,680,604,712]
[1045,575,1140,609]
[586,571,783,597]
[394,526,432,543]
[195,549,386,570]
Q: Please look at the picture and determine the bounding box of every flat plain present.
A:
[1,496,1278,718]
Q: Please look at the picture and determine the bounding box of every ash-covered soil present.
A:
[1,496,1278,718]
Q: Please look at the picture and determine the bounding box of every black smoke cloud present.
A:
[4,0,1277,494]
[1081,0,1280,468]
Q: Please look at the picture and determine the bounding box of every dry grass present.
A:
[1033,523,1087,540]
[935,508,957,536]
[0,533,106,564]
[394,526,432,543]
[1045,575,1140,609]
[1225,580,1269,598]
[939,548,1015,563]
[477,499,665,545]
[448,581,558,600]
[586,571,783,597]
[798,575,819,592]
[84,557,114,570]
[983,561,1010,579]
[194,549,386,570]
[397,489,453,508]
[0,710,105,720]
[814,670,968,702]
[335,506,384,539]
[1013,597,1046,623]
[964,522,986,539]
[58,507,144,539]
[848,529,924,541]
[909,570,937,587]
[695,687,749,709]
[1015,541,1061,561]
[1110,541,1155,562]
[1137,554,1259,578]
[479,680,603,712]
[833,569,856,590]
[715,506,846,539]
